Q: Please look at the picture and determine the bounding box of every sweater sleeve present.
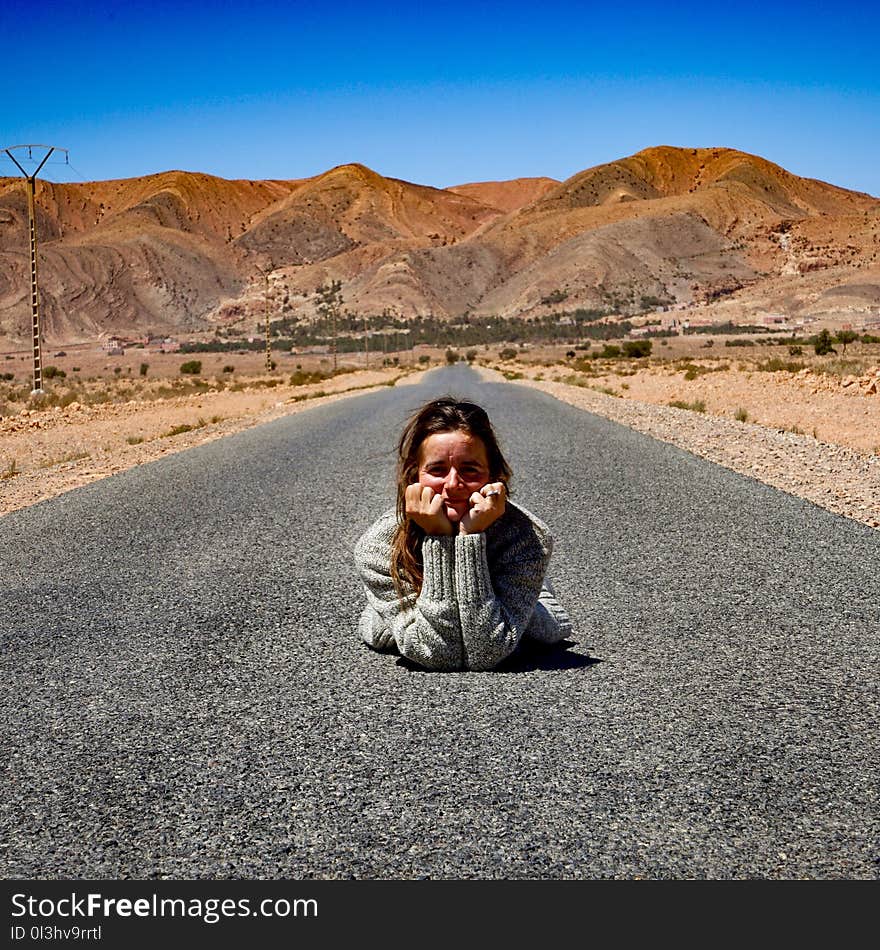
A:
[354,516,464,671]
[453,525,551,671]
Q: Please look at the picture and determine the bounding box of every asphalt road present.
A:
[2,364,877,879]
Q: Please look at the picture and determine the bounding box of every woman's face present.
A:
[417,430,491,523]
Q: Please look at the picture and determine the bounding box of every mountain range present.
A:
[1,146,878,344]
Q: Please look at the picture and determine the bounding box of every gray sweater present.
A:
[354,500,573,671]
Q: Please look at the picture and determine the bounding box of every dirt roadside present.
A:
[0,367,423,517]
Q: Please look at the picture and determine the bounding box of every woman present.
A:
[354,396,573,671]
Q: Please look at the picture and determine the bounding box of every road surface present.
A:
[2,365,877,878]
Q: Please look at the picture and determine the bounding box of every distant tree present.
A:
[180,360,202,375]
[813,329,836,356]
[445,349,458,364]
[835,330,858,355]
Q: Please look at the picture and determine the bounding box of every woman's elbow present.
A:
[462,626,521,671]
[398,628,464,672]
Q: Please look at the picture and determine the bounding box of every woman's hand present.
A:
[459,482,506,535]
[405,483,455,536]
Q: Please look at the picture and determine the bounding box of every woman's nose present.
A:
[445,468,461,489]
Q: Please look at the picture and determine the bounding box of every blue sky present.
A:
[2,0,878,195]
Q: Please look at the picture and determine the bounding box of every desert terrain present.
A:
[2,146,879,345]
[2,334,877,528]
[2,145,878,525]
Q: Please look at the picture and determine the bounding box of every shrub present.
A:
[599,344,621,358]
[180,360,202,375]
[290,369,327,386]
[465,350,477,362]
[565,350,576,359]
[788,345,803,356]
[812,358,863,378]
[0,373,13,381]
[734,408,749,422]
[669,399,706,413]
[756,358,806,373]
[445,349,458,364]
[222,365,235,373]
[43,366,66,379]
[499,347,518,360]
[418,355,430,364]
[622,340,652,358]
[139,363,149,376]
[162,422,204,438]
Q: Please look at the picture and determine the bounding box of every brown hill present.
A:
[456,146,880,318]
[446,177,559,213]
[1,147,878,344]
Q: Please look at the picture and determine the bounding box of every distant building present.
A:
[101,336,125,354]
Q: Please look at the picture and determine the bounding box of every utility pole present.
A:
[254,264,273,372]
[3,144,68,394]
[264,271,272,373]
[363,312,369,369]
[316,281,343,373]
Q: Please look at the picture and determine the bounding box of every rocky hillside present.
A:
[1,147,878,344]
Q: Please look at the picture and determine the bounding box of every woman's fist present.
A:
[405,483,454,536]
[459,482,506,535]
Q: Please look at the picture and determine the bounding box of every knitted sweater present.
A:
[354,500,573,671]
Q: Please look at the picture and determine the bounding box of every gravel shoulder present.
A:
[473,366,880,529]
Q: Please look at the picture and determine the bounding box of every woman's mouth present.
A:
[444,498,468,520]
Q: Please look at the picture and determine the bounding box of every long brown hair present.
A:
[390,396,513,598]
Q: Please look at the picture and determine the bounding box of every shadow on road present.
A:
[391,639,601,674]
